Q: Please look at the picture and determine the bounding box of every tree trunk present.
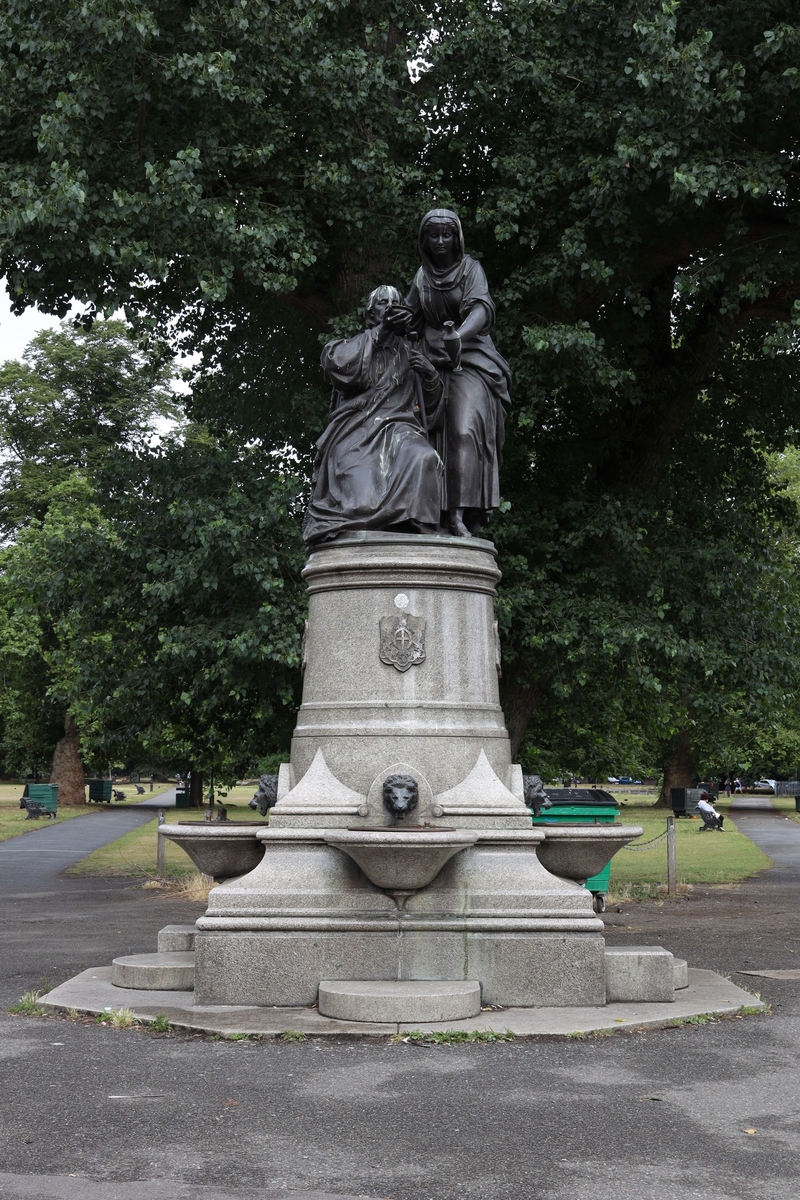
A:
[500,666,547,760]
[656,729,694,808]
[49,712,86,806]
[189,770,204,808]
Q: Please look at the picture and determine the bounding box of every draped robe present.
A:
[302,328,443,546]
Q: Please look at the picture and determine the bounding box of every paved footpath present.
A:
[0,807,156,892]
[1,810,799,1200]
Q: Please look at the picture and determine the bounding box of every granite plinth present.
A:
[269,534,531,829]
[194,928,605,1007]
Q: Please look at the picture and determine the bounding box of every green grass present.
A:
[0,781,177,845]
[64,803,263,878]
[608,807,772,888]
[9,988,46,1016]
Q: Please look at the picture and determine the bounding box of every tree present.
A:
[0,321,177,536]
[0,321,177,794]
[4,436,307,786]
[2,1,800,777]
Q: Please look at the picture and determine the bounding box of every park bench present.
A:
[19,783,59,819]
[696,806,723,832]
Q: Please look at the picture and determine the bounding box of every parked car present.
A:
[618,776,633,784]
[751,779,776,792]
[607,776,619,784]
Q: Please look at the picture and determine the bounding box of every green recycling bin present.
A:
[531,787,619,913]
[87,779,113,804]
[26,784,59,813]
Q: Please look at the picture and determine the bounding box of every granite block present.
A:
[605,945,675,1003]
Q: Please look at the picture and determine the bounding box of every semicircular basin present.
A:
[159,822,267,881]
[323,828,478,891]
[535,824,644,883]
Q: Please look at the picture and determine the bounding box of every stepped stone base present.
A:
[112,952,195,991]
[194,929,606,1007]
[604,946,675,1003]
[318,979,481,1022]
[157,924,197,953]
[673,958,689,989]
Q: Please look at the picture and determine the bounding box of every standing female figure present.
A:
[405,209,511,537]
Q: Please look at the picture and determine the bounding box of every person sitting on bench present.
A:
[697,791,725,831]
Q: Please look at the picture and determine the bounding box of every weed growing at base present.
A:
[9,989,45,1016]
[396,1029,514,1044]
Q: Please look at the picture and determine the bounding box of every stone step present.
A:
[318,979,481,1023]
[112,952,195,991]
[673,958,689,990]
[605,946,675,1003]
[157,924,197,953]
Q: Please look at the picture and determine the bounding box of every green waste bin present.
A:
[87,779,112,804]
[26,784,59,813]
[175,788,191,809]
[531,788,619,913]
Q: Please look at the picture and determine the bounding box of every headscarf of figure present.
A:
[365,284,402,327]
[417,209,467,303]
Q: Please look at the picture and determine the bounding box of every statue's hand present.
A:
[408,349,439,383]
[383,305,412,334]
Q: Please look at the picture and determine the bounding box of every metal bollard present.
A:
[667,815,677,898]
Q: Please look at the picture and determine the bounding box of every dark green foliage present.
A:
[2,1,800,778]
[6,437,307,780]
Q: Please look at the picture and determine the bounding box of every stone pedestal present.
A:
[194,533,610,1009]
[269,532,529,828]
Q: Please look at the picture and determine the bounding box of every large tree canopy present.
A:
[2,0,800,783]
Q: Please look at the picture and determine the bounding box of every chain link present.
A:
[621,829,669,852]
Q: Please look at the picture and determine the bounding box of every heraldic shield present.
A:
[379,613,426,673]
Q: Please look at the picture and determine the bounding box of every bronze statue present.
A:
[404,209,511,538]
[303,285,444,546]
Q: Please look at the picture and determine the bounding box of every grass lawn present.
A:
[0,781,175,844]
[0,783,93,843]
[608,805,771,891]
[65,802,262,879]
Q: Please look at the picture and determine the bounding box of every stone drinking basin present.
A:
[159,822,268,881]
[535,824,644,883]
[323,827,478,895]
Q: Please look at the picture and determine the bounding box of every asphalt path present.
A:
[0,808,156,892]
[0,811,799,1199]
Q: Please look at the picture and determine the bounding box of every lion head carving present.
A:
[382,774,419,821]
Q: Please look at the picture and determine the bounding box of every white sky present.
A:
[0,281,193,417]
[0,286,69,363]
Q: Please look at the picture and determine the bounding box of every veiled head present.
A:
[418,208,465,269]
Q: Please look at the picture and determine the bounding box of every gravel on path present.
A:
[1,805,799,1200]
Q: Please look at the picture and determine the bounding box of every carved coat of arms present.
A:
[379,613,426,672]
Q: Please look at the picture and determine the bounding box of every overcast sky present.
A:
[0,286,68,363]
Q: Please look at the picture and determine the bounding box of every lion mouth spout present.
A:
[382,773,419,822]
